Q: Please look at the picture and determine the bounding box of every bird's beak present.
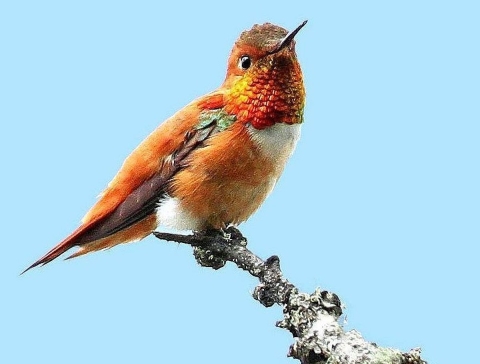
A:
[269,20,308,54]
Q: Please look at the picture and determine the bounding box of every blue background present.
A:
[1,1,478,363]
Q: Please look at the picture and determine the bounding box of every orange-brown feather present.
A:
[82,91,224,226]
[23,91,226,273]
[67,213,158,259]
[22,220,101,272]
[169,121,276,229]
[24,21,306,273]
[22,214,158,273]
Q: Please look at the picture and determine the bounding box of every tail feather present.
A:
[22,213,158,274]
[21,225,92,274]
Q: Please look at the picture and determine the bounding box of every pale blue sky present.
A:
[1,1,479,363]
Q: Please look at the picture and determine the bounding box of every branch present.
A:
[153,227,426,364]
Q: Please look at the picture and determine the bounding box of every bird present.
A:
[23,20,307,273]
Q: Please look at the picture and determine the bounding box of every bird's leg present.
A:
[195,223,244,240]
[224,225,245,241]
[194,228,226,239]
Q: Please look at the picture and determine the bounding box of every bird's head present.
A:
[223,21,307,129]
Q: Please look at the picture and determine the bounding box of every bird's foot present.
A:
[191,226,247,269]
[194,226,243,242]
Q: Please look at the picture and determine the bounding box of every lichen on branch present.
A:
[153,227,426,364]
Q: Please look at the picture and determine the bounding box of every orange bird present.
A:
[23,21,307,273]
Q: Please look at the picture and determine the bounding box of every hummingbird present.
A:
[23,20,307,273]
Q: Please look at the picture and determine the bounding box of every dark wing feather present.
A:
[76,122,218,244]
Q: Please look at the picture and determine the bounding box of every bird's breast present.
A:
[246,122,301,169]
[157,122,301,230]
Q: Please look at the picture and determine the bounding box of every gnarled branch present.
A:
[153,227,426,364]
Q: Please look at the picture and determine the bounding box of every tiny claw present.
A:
[196,228,228,239]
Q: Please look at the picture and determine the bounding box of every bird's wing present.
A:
[81,92,225,226]
[76,119,219,244]
[23,92,226,272]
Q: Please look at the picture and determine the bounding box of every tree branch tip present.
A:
[152,227,426,364]
[265,255,281,266]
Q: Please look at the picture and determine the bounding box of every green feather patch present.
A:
[196,109,236,132]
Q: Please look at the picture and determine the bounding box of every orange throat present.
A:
[224,63,305,129]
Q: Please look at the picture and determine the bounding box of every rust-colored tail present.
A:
[21,226,89,274]
[22,212,158,274]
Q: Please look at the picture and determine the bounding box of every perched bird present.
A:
[23,20,307,273]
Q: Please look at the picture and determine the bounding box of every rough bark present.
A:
[153,227,426,364]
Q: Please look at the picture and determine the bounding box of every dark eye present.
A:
[238,55,252,70]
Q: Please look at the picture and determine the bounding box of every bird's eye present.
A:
[238,55,252,70]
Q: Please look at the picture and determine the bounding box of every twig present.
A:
[153,227,427,364]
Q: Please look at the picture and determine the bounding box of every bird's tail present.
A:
[21,213,158,274]
[21,225,91,274]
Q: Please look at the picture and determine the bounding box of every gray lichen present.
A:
[154,227,427,364]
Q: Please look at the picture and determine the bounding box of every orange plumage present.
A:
[23,21,307,273]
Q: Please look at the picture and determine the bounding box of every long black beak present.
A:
[269,20,307,54]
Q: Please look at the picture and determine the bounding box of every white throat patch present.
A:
[247,122,301,164]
